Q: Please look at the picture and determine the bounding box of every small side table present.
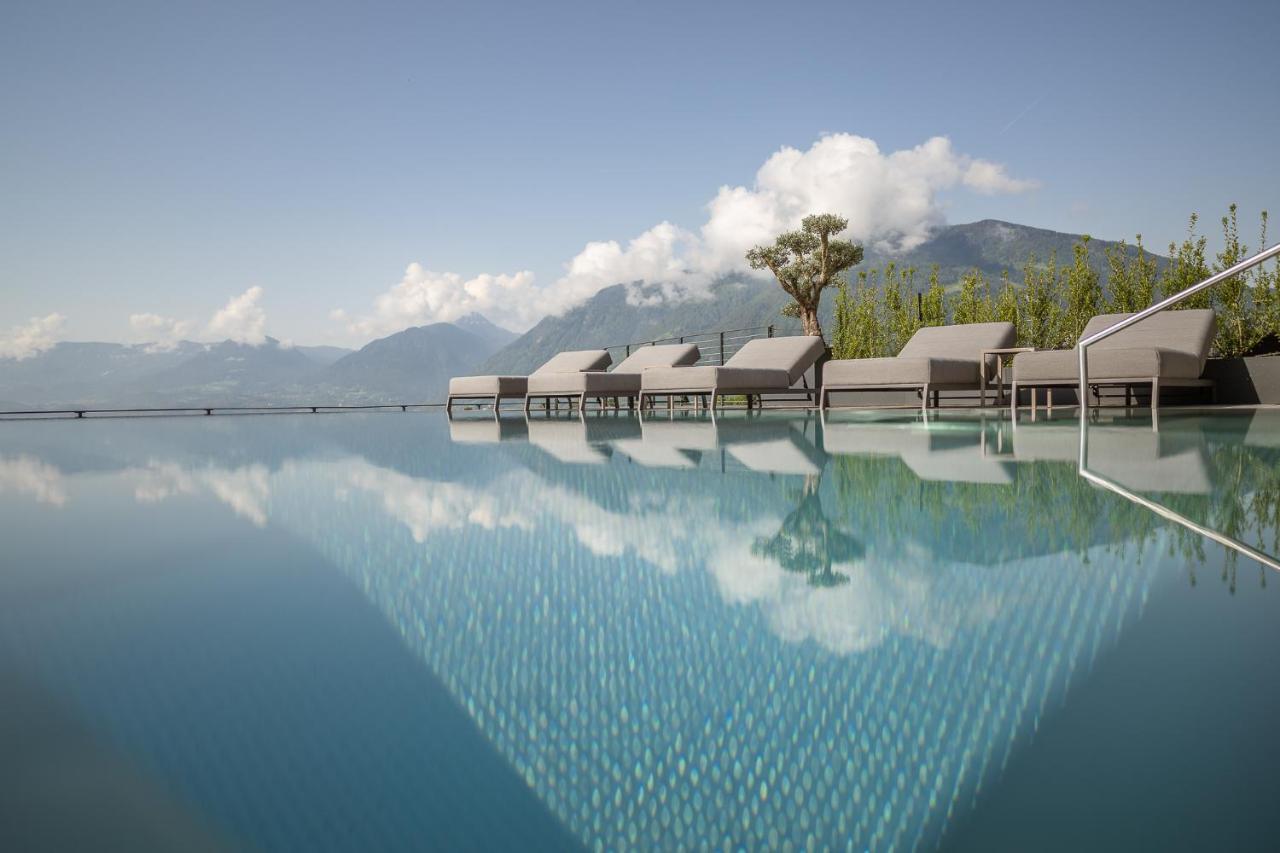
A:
[979,347,1036,406]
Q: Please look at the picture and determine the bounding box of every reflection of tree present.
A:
[752,474,864,587]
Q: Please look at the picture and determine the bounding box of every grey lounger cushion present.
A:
[640,335,824,393]
[640,365,790,392]
[450,349,612,397]
[613,343,700,372]
[527,344,699,397]
[823,322,1015,388]
[1012,309,1216,382]
[1012,347,1203,382]
[448,374,529,396]
[532,349,613,374]
[823,357,978,387]
[527,370,643,395]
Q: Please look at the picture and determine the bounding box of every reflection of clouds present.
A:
[0,454,68,506]
[342,462,533,542]
[131,460,272,527]
[712,540,1011,654]
[203,466,271,527]
[315,456,1009,656]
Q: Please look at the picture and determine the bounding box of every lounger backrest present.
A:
[725,335,826,385]
[899,322,1016,377]
[532,349,612,374]
[613,343,700,373]
[1078,309,1217,375]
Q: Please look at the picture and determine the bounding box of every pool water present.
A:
[1,408,1277,850]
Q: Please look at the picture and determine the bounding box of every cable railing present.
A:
[606,322,804,367]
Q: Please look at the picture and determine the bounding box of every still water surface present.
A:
[1,408,1277,850]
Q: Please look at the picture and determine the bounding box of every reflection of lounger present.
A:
[447,418,530,444]
[726,440,822,476]
[526,416,643,465]
[1014,423,1211,493]
[611,439,700,469]
[1244,408,1280,449]
[636,414,824,474]
[526,344,700,411]
[822,419,1014,484]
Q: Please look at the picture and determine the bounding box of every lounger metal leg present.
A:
[921,383,929,415]
[932,390,940,408]
[1009,382,1017,415]
[446,395,454,415]
[1151,377,1160,412]
[710,389,719,411]
[1046,388,1053,412]
[523,395,531,414]
[492,394,500,412]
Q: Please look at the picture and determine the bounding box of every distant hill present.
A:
[454,313,519,351]
[0,315,518,409]
[296,345,354,366]
[321,321,509,402]
[483,220,1163,374]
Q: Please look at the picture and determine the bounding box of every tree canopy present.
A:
[746,213,863,339]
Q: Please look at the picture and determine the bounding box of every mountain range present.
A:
[0,313,516,409]
[482,219,1154,373]
[0,220,1153,409]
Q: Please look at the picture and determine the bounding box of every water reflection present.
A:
[1,408,1277,849]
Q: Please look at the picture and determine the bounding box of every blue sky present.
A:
[2,0,1277,350]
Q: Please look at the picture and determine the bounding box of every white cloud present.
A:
[129,313,194,351]
[335,267,538,340]
[207,286,267,345]
[0,454,68,506]
[338,132,1036,337]
[963,159,1039,195]
[0,313,65,360]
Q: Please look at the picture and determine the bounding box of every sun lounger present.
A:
[820,322,1016,411]
[1011,310,1216,411]
[638,336,826,410]
[447,349,612,412]
[524,343,700,412]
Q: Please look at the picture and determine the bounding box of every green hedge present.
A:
[829,206,1280,359]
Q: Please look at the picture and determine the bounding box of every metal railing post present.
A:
[767,325,775,338]
[719,331,725,365]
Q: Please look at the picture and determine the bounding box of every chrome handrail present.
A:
[1076,242,1280,413]
[1078,463,1280,573]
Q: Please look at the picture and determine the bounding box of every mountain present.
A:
[0,314,517,409]
[321,322,507,402]
[453,313,519,350]
[0,341,207,407]
[482,220,1162,374]
[296,345,354,366]
[137,338,321,404]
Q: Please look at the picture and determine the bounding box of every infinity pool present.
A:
[2,408,1278,850]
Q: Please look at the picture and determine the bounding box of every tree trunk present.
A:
[800,305,823,339]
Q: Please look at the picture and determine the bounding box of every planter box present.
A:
[1204,356,1280,404]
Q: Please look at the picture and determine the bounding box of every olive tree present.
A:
[746,213,863,339]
